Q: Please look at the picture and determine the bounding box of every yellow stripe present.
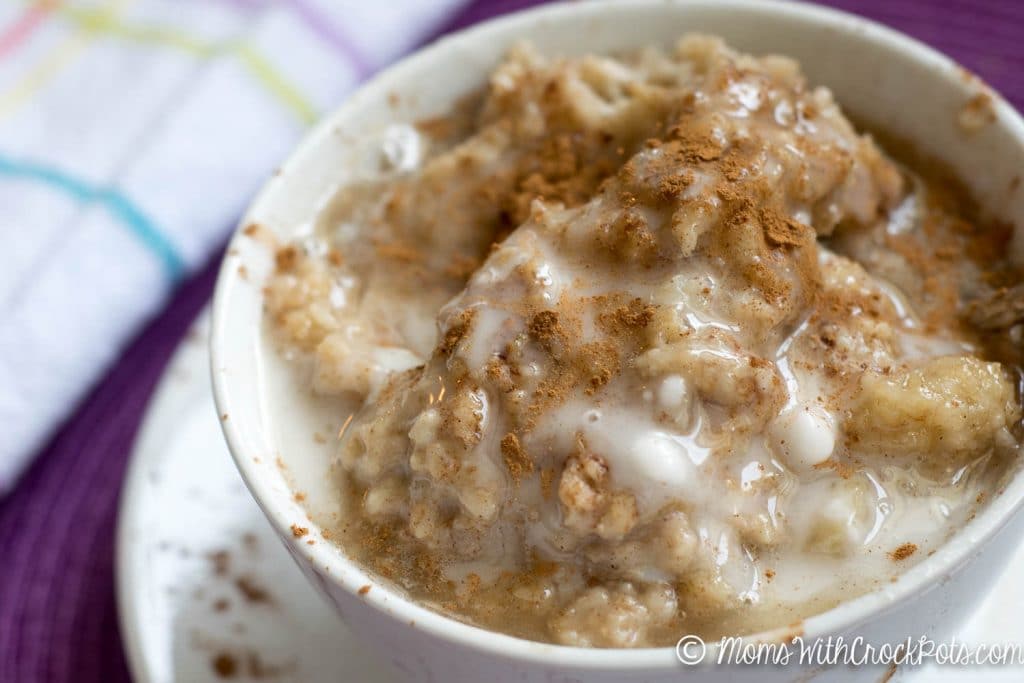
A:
[16,1,319,125]
[0,0,134,119]
[60,4,212,57]
[234,45,317,125]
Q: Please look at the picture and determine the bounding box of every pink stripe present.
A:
[0,4,50,59]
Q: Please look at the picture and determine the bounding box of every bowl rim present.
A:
[211,0,1024,669]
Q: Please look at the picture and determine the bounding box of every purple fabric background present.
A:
[0,1,1021,680]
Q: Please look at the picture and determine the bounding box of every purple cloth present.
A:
[0,1,1020,680]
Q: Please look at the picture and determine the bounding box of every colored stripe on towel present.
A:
[282,0,372,76]
[211,0,373,73]
[0,0,134,119]
[0,154,184,280]
[50,4,319,125]
[0,2,52,58]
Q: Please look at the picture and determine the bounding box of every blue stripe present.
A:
[0,154,184,280]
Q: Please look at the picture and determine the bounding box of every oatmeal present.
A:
[262,36,1023,647]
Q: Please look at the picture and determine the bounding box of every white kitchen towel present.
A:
[0,0,468,493]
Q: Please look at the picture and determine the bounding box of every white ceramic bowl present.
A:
[211,1,1024,681]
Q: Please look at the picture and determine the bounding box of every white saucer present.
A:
[116,308,1024,682]
[115,309,394,683]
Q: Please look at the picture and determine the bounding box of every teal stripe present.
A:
[0,154,184,280]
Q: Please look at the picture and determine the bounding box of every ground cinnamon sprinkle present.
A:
[274,245,298,271]
[718,139,762,182]
[579,340,621,394]
[611,208,658,259]
[761,206,811,248]
[209,649,291,680]
[527,309,565,349]
[667,126,723,162]
[485,356,516,392]
[209,550,230,577]
[503,131,627,226]
[440,309,476,356]
[441,385,484,449]
[889,543,918,561]
[597,297,655,334]
[501,433,534,484]
[212,653,237,678]
[520,305,624,428]
[524,370,576,431]
[235,576,273,604]
[658,169,695,199]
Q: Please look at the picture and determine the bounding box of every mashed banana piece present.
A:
[848,357,1019,473]
[264,36,1023,647]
